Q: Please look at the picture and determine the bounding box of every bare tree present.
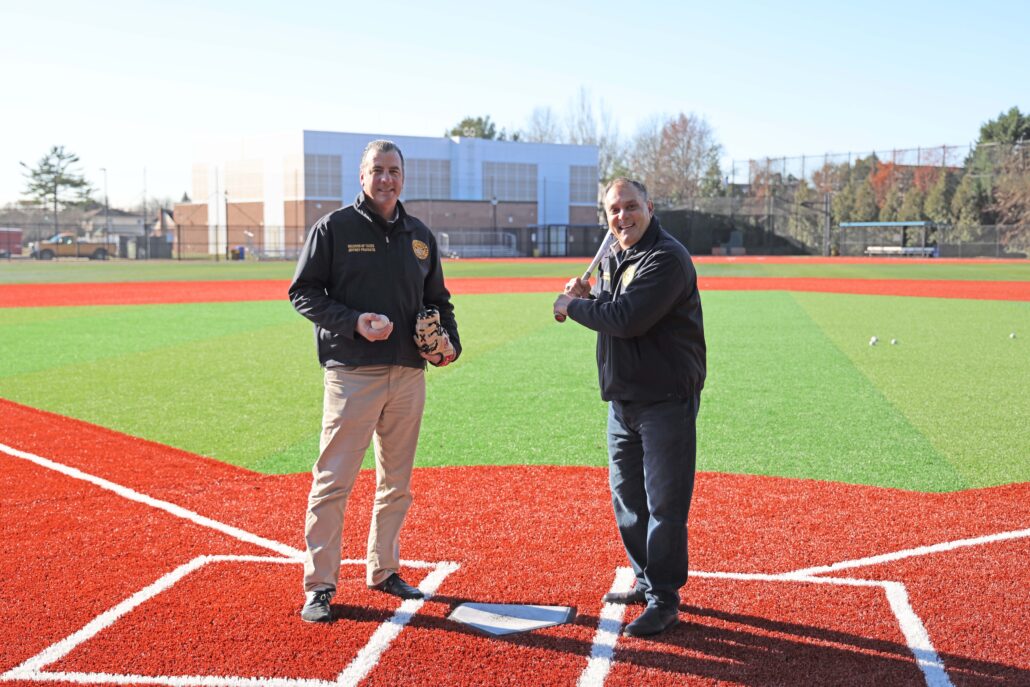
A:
[522,106,564,143]
[564,88,624,182]
[628,113,722,207]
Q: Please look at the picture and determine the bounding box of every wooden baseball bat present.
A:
[555,232,615,322]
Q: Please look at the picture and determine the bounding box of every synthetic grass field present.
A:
[1,256,1028,685]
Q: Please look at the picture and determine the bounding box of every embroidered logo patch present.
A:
[347,243,376,253]
[412,240,430,260]
[621,264,638,289]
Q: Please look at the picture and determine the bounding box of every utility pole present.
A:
[224,190,230,261]
[214,168,220,262]
[100,167,111,248]
[823,192,832,256]
[142,168,147,260]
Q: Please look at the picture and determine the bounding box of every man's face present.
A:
[359,150,404,216]
[604,182,653,250]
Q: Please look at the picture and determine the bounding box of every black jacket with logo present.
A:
[567,218,705,402]
[288,194,460,369]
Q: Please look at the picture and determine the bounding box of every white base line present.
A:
[782,527,1030,578]
[577,567,636,687]
[0,442,303,560]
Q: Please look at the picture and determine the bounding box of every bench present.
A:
[864,246,936,257]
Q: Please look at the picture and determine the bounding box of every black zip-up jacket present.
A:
[288,193,460,369]
[567,218,705,402]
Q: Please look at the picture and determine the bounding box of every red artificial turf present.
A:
[1,398,1027,686]
[2,275,1028,308]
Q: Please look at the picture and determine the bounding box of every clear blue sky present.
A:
[2,0,1027,209]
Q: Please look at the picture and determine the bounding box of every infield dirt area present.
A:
[2,399,1027,686]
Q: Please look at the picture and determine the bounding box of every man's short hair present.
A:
[603,177,649,203]
[361,139,405,171]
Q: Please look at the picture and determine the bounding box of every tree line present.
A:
[451,99,1028,251]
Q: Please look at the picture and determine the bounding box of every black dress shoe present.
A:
[370,573,424,600]
[602,587,647,605]
[623,605,679,637]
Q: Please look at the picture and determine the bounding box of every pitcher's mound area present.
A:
[1,399,1027,686]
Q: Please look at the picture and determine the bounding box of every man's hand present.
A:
[564,277,591,298]
[553,292,576,320]
[356,313,393,342]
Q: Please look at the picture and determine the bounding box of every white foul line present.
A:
[782,527,1030,578]
[0,442,304,561]
[576,567,636,687]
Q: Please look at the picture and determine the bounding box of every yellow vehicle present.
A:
[30,232,118,260]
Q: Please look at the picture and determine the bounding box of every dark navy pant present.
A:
[607,392,700,609]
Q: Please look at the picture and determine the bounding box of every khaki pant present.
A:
[303,364,426,592]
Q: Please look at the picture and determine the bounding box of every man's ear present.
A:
[647,199,655,217]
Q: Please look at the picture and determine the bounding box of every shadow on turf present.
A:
[321,596,1026,685]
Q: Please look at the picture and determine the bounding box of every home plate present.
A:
[448,603,576,636]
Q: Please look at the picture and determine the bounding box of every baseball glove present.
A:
[413,307,455,366]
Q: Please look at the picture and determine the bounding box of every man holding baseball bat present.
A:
[553,177,705,638]
[289,140,460,623]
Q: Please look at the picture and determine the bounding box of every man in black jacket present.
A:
[289,140,460,623]
[553,177,705,638]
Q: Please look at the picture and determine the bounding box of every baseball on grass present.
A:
[890,338,898,345]
[370,315,390,330]
[869,336,878,346]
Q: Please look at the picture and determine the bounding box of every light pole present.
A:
[100,168,111,247]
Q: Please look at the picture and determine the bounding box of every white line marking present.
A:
[0,442,304,560]
[336,562,459,687]
[576,566,636,687]
[883,582,955,687]
[580,569,954,687]
[2,556,291,680]
[782,527,1030,578]
[4,672,336,687]
[0,442,460,687]
[2,556,460,687]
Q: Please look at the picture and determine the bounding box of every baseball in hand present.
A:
[370,314,390,330]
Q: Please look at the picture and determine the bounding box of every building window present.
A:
[570,165,598,204]
[304,154,342,199]
[404,159,451,200]
[483,162,537,202]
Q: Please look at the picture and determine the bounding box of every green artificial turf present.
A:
[1,289,1027,491]
[2,255,1029,283]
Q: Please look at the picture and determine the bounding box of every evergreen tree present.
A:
[879,186,902,222]
[852,179,878,221]
[20,145,94,236]
[950,173,987,240]
[924,171,955,224]
[898,188,926,221]
[698,158,725,198]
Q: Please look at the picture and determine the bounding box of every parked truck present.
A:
[29,232,118,260]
